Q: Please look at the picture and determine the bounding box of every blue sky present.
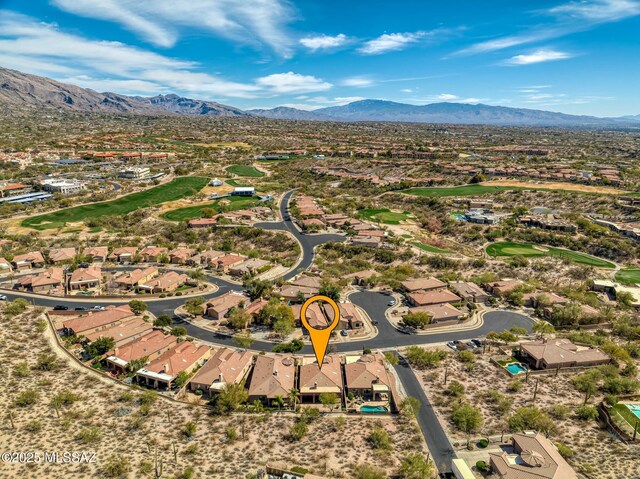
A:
[0,0,639,115]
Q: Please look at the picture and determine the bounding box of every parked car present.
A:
[447,341,457,350]
[0,294,7,301]
[74,307,89,311]
[53,305,68,310]
[471,339,484,348]
[340,329,348,337]
[387,299,396,306]
[371,320,379,325]
[91,306,105,311]
[398,327,413,334]
[466,341,479,349]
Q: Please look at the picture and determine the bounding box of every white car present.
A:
[0,294,7,301]
[387,300,396,306]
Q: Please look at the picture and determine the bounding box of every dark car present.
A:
[398,327,413,334]
[53,305,68,310]
[371,320,379,325]
[74,307,89,311]
[471,339,484,348]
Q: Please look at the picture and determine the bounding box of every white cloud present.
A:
[341,76,375,87]
[549,0,640,21]
[437,93,459,101]
[458,0,640,55]
[358,32,424,55]
[0,12,260,98]
[256,72,332,93]
[51,0,295,56]
[504,49,574,65]
[300,34,348,51]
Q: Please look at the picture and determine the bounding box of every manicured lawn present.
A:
[401,184,531,197]
[411,241,453,254]
[226,179,248,187]
[22,177,209,230]
[401,183,625,198]
[359,208,412,225]
[161,196,262,221]
[226,164,265,177]
[615,268,640,285]
[486,241,615,268]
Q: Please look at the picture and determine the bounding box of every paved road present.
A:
[254,189,345,281]
[5,188,535,472]
[394,358,456,473]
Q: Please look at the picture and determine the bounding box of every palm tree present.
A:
[288,388,300,411]
[273,395,285,410]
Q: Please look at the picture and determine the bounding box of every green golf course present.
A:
[359,208,413,225]
[161,196,262,222]
[226,165,265,177]
[401,184,532,197]
[486,241,615,268]
[22,177,209,230]
[411,241,453,254]
[615,268,640,285]
[400,183,625,198]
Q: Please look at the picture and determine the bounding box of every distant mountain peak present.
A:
[0,66,637,127]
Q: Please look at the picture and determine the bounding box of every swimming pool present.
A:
[505,363,528,375]
[626,404,640,419]
[453,213,466,221]
[360,405,388,413]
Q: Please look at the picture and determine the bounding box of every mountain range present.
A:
[1,66,638,127]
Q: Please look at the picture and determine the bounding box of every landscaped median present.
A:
[22,176,209,230]
[485,241,616,268]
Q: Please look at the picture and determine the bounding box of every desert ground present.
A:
[0,305,427,479]
[415,347,640,479]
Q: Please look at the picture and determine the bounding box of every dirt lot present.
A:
[0,305,427,479]
[483,180,627,195]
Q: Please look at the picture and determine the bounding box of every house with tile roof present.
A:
[138,271,190,293]
[114,267,158,290]
[247,354,296,405]
[135,342,211,390]
[169,248,196,265]
[15,267,65,294]
[344,353,394,403]
[12,251,45,270]
[205,292,248,320]
[48,247,76,264]
[519,339,610,370]
[83,246,109,262]
[104,330,178,373]
[68,266,102,291]
[83,316,152,347]
[108,247,138,263]
[410,303,466,323]
[0,257,12,274]
[139,246,168,263]
[489,432,578,479]
[298,355,343,405]
[402,277,448,292]
[407,289,462,307]
[189,348,254,397]
[62,305,136,337]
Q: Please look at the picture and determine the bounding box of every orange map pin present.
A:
[299,295,341,369]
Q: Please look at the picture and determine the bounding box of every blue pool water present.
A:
[506,363,528,375]
[627,404,640,419]
[453,214,466,221]
[361,405,388,413]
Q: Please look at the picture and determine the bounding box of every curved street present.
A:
[1,189,534,352]
[3,189,534,474]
